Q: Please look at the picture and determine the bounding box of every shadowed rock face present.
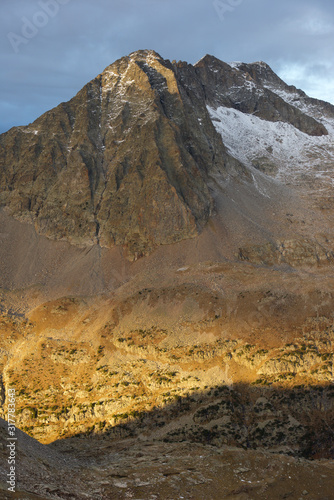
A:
[193,55,328,136]
[238,60,334,121]
[1,415,334,500]
[0,50,328,260]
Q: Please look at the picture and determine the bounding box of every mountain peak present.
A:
[194,53,229,69]
[252,60,271,69]
[2,51,334,481]
[101,49,165,78]
[0,50,331,261]
[128,48,163,62]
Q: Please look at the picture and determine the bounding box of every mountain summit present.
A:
[1,50,333,260]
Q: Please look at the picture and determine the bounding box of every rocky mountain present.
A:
[1,50,334,259]
[0,50,239,259]
[0,50,334,498]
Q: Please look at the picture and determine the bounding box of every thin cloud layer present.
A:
[1,0,333,133]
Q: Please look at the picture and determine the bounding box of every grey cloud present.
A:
[1,0,334,133]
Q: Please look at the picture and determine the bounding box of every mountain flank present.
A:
[1,50,334,499]
[1,50,333,260]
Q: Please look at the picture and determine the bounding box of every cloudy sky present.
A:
[1,0,334,133]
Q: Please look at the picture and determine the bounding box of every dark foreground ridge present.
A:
[1,382,334,499]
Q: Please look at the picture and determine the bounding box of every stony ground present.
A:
[1,418,334,500]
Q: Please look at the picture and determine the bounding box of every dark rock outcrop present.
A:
[193,55,328,136]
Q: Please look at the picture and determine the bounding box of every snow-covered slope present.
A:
[207,99,334,198]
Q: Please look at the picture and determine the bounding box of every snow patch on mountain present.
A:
[207,105,334,192]
[227,62,242,70]
[261,83,334,131]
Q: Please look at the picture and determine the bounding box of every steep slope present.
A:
[0,50,244,260]
[0,50,334,468]
[0,50,332,261]
[205,59,334,205]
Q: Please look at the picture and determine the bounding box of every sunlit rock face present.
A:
[0,50,237,259]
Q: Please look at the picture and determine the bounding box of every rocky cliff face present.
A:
[193,56,328,136]
[0,50,331,260]
[0,50,241,259]
[1,304,333,459]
